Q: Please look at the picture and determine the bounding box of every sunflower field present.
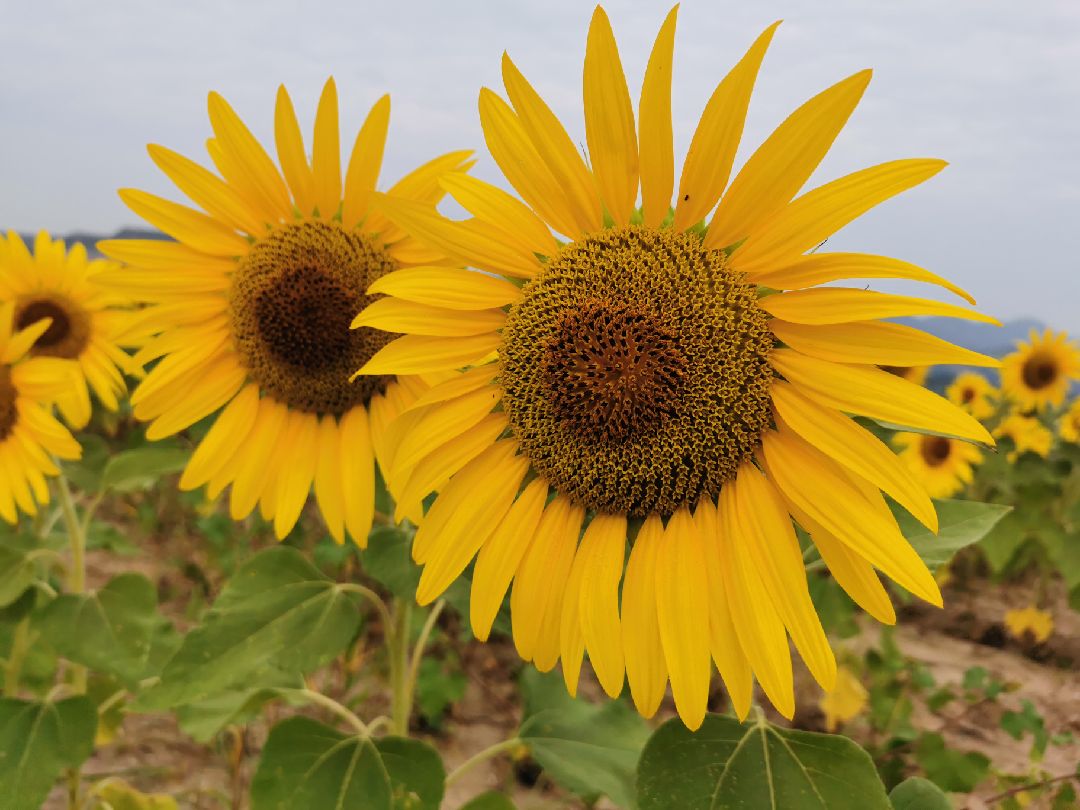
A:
[1,5,1078,810]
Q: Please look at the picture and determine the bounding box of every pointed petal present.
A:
[274,85,317,215]
[342,94,391,228]
[761,287,998,326]
[311,78,342,219]
[576,513,627,698]
[638,6,678,228]
[621,515,668,718]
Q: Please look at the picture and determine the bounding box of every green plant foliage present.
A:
[89,777,179,809]
[887,777,951,810]
[0,696,97,810]
[361,526,421,600]
[374,736,446,810]
[518,669,650,809]
[913,732,990,792]
[173,678,304,743]
[894,499,1011,571]
[100,445,191,493]
[138,547,362,708]
[415,655,466,730]
[636,713,892,810]
[35,573,160,685]
[251,717,393,810]
[1000,699,1049,759]
[459,792,517,810]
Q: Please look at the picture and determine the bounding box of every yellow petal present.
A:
[179,384,259,491]
[576,513,626,698]
[735,159,947,270]
[655,507,712,730]
[471,478,549,640]
[147,145,264,235]
[118,189,248,256]
[416,444,530,604]
[230,397,289,520]
[693,497,752,719]
[368,267,521,312]
[355,333,501,377]
[274,85,317,215]
[478,88,580,238]
[4,319,54,364]
[706,70,872,250]
[760,427,942,606]
[340,405,375,546]
[342,94,391,228]
[731,464,836,691]
[502,54,602,233]
[718,482,795,719]
[352,298,505,337]
[559,536,590,695]
[749,252,975,304]
[439,173,558,256]
[621,515,668,718]
[313,414,345,543]
[638,6,678,228]
[384,149,474,205]
[311,78,342,219]
[760,288,999,326]
[404,364,500,413]
[673,22,779,231]
[772,348,994,444]
[144,357,245,440]
[273,411,319,538]
[771,380,937,531]
[770,320,999,369]
[583,7,638,226]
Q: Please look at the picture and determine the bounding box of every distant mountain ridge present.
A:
[12,228,167,258]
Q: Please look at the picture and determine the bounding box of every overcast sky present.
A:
[2,0,1079,331]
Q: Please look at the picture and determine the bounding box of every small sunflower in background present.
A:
[0,232,134,429]
[1059,399,1080,444]
[354,6,1000,728]
[1000,329,1080,410]
[995,412,1053,460]
[1003,605,1053,644]
[0,302,82,522]
[946,371,996,420]
[102,78,471,544]
[879,365,929,387]
[894,432,982,498]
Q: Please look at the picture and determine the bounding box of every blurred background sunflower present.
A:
[1000,329,1080,410]
[995,412,1053,461]
[947,371,997,420]
[354,6,1001,728]
[0,231,133,429]
[894,432,983,498]
[102,78,471,544]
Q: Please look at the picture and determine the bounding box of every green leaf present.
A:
[250,717,392,810]
[894,499,1012,571]
[519,670,649,808]
[174,677,304,743]
[888,777,950,810]
[139,547,361,708]
[62,433,111,493]
[636,713,892,810]
[361,526,420,600]
[460,792,517,810]
[0,541,41,608]
[0,696,97,810]
[35,573,159,685]
[415,656,466,729]
[374,737,445,810]
[100,445,190,493]
[913,732,990,792]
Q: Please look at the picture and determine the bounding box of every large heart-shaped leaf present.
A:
[374,736,445,810]
[894,499,1011,571]
[0,696,97,810]
[250,717,400,810]
[888,777,950,810]
[139,547,361,708]
[460,793,517,810]
[35,573,159,684]
[101,445,190,493]
[637,713,892,810]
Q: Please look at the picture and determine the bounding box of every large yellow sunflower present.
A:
[995,412,1053,460]
[0,232,133,429]
[1001,329,1080,410]
[101,78,470,544]
[946,371,996,420]
[1059,399,1080,444]
[354,7,999,728]
[894,432,981,499]
[0,302,82,522]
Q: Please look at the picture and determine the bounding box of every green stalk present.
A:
[56,473,87,810]
[2,617,30,696]
[445,738,522,787]
[388,598,413,736]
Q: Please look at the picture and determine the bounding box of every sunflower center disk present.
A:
[500,225,774,518]
[920,435,952,467]
[0,367,16,441]
[1022,355,1058,390]
[229,221,397,415]
[15,297,90,359]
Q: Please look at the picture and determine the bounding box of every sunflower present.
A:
[879,365,929,387]
[1001,329,1080,411]
[995,412,1053,460]
[354,6,999,728]
[0,302,82,522]
[0,231,133,429]
[946,371,996,420]
[893,432,981,499]
[100,78,470,544]
[1059,399,1080,444]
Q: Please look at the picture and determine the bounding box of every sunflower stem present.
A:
[388,598,413,736]
[2,617,31,696]
[404,599,445,723]
[445,738,522,787]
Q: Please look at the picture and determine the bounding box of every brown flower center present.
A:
[229,220,397,415]
[920,435,952,467]
[14,297,91,360]
[0,367,16,441]
[500,225,774,518]
[1022,355,1058,390]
